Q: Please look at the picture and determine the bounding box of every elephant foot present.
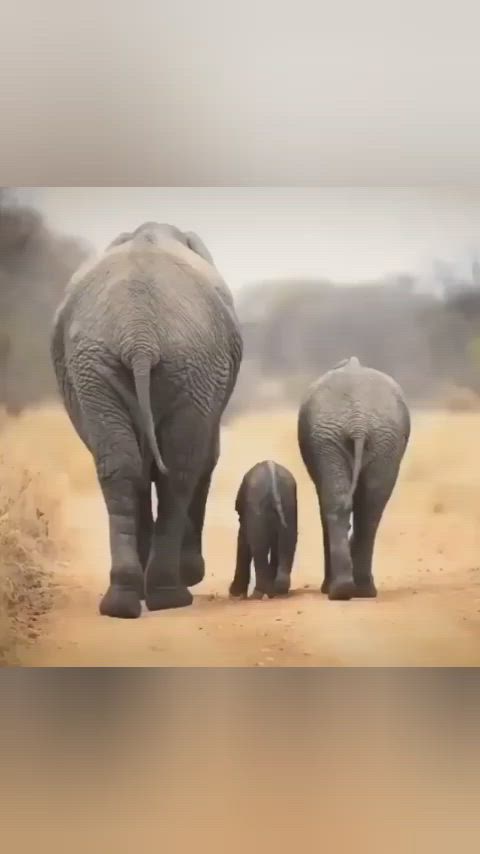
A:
[250,587,275,601]
[274,572,290,596]
[180,551,205,587]
[99,585,142,619]
[320,578,330,594]
[229,582,248,599]
[328,575,356,601]
[145,585,193,612]
[353,579,378,598]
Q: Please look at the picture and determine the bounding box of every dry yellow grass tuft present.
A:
[0,404,91,663]
[0,463,62,663]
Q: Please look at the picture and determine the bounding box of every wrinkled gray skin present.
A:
[297,357,410,601]
[51,222,243,619]
[229,460,298,600]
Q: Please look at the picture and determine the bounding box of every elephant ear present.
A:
[185,231,214,265]
[107,231,132,250]
[333,356,360,370]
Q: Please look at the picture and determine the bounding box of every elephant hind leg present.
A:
[274,525,297,596]
[351,461,399,597]
[180,514,206,588]
[138,486,154,576]
[182,430,221,588]
[145,472,195,611]
[319,502,331,595]
[74,384,146,619]
[251,544,275,599]
[180,464,216,588]
[229,526,251,598]
[324,511,356,601]
[269,541,279,577]
[314,452,355,601]
[144,409,212,611]
[98,472,146,619]
[247,517,275,599]
[351,508,380,597]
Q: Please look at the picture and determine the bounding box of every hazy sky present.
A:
[18,187,480,291]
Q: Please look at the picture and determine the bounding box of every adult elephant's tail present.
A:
[132,357,168,477]
[342,435,365,512]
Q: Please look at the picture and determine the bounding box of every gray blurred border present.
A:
[1,0,480,184]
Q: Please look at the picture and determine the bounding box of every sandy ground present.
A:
[14,405,480,667]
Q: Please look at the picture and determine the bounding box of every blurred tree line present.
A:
[2,187,480,416]
[233,256,480,410]
[0,189,90,413]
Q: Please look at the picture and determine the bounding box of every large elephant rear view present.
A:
[51,222,243,619]
[298,357,410,601]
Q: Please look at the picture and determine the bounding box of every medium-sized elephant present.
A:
[229,460,298,599]
[297,356,410,601]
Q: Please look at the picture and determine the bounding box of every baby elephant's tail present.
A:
[342,435,365,513]
[267,461,287,528]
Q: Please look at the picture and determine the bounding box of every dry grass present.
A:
[0,406,80,663]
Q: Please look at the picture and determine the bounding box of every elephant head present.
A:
[183,231,214,265]
[106,231,132,250]
[333,356,360,370]
[106,223,214,266]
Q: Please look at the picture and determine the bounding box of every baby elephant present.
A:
[298,356,410,601]
[229,460,298,600]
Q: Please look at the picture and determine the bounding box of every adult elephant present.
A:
[297,357,410,601]
[51,221,243,619]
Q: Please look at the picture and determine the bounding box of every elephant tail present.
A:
[267,461,287,528]
[343,435,366,512]
[132,357,168,477]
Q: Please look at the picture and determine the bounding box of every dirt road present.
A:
[19,407,480,666]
